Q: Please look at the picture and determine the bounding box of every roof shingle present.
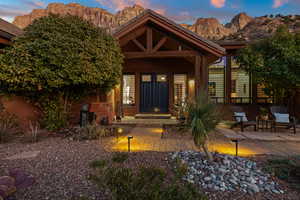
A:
[0,18,23,39]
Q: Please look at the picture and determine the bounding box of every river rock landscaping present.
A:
[171,151,285,195]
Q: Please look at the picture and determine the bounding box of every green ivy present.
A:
[39,95,67,131]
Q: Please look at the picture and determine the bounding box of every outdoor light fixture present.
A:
[128,136,133,152]
[231,139,239,156]
[115,127,123,140]
[161,125,167,139]
[117,128,123,134]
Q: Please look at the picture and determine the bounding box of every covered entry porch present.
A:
[113,9,225,116]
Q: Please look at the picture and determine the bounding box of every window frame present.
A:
[173,73,188,105]
[122,74,136,106]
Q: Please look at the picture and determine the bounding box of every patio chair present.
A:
[270,106,297,134]
[231,106,257,132]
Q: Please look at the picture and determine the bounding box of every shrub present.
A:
[89,160,107,169]
[70,123,106,141]
[90,165,207,200]
[264,158,297,180]
[186,95,220,161]
[263,157,300,190]
[173,158,188,179]
[89,156,207,200]
[0,111,18,143]
[28,121,40,143]
[40,97,67,131]
[0,15,123,131]
[295,22,300,28]
[112,152,129,163]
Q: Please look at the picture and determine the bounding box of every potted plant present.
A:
[259,107,269,120]
[174,101,187,123]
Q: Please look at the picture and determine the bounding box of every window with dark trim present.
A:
[174,74,187,105]
[231,80,237,93]
[123,74,135,105]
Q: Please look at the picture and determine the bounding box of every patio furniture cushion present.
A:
[234,112,248,122]
[274,113,290,123]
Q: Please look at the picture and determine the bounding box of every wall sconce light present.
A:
[188,79,195,86]
[117,128,123,134]
[128,136,133,152]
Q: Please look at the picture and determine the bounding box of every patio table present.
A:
[257,119,275,132]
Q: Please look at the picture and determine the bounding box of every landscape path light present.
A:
[231,139,244,156]
[128,136,133,152]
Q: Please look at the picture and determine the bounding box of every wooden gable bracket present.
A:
[123,27,202,59]
[146,27,153,52]
[119,27,147,47]
[132,39,146,51]
[153,37,167,52]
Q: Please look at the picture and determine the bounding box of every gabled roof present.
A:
[113,9,226,57]
[0,18,23,40]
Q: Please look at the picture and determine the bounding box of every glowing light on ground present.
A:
[208,143,256,156]
[112,136,154,152]
[149,128,163,134]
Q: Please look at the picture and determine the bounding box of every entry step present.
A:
[135,114,172,119]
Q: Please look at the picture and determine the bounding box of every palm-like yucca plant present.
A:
[186,95,220,162]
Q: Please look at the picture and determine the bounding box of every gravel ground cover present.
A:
[0,138,111,200]
[1,137,300,200]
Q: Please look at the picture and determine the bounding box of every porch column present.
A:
[168,72,174,114]
[200,55,209,94]
[251,73,257,104]
[120,73,124,117]
[136,72,141,113]
[195,55,201,97]
[195,55,208,97]
[225,56,232,104]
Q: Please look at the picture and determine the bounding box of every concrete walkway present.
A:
[219,127,300,142]
[108,127,300,157]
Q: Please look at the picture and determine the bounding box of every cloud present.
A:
[96,0,148,11]
[272,0,289,8]
[210,0,226,8]
[22,0,45,8]
[0,0,45,22]
[169,11,196,22]
[95,0,166,14]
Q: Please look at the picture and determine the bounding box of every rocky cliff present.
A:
[225,15,300,41]
[12,3,300,41]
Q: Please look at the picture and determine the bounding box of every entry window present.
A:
[174,74,187,105]
[142,75,151,82]
[123,75,135,105]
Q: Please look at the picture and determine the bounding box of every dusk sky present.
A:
[1,0,300,24]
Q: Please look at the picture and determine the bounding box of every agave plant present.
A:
[186,95,220,162]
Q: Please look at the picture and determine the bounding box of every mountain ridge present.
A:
[12,3,300,41]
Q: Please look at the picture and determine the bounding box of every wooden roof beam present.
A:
[147,27,153,52]
[119,27,147,47]
[124,50,200,59]
[132,39,146,51]
[153,37,167,52]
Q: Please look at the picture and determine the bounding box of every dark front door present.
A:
[140,73,169,113]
